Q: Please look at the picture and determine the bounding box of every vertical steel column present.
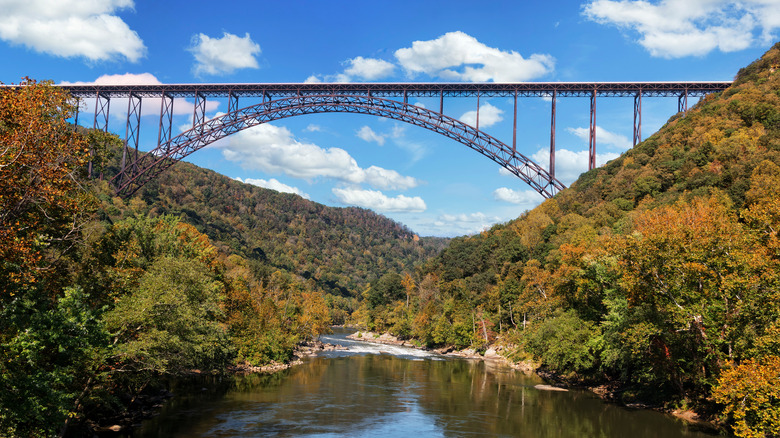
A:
[476,91,480,131]
[93,91,110,132]
[193,91,206,131]
[589,89,597,170]
[512,90,517,153]
[158,91,174,151]
[678,89,688,114]
[550,89,557,178]
[124,92,142,174]
[227,90,239,115]
[403,89,408,105]
[439,90,444,115]
[633,91,642,146]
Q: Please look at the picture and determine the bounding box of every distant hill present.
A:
[94,147,449,302]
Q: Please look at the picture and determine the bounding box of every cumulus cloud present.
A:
[343,56,395,80]
[493,187,545,205]
[218,124,419,190]
[332,187,426,213]
[304,75,321,84]
[394,31,555,81]
[234,177,310,199]
[357,126,386,145]
[582,0,780,58]
[532,148,621,185]
[433,212,502,235]
[0,0,145,62]
[307,55,395,83]
[189,32,261,76]
[459,102,504,128]
[567,126,631,150]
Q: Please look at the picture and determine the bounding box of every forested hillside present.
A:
[359,43,780,436]
[94,149,448,321]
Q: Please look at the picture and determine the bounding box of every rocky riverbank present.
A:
[345,331,539,374]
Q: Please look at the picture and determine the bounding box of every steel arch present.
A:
[112,95,567,198]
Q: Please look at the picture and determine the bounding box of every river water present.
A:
[135,328,719,437]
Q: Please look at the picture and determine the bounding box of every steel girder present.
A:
[59,81,731,100]
[113,95,566,198]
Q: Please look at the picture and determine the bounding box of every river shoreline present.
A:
[343,330,721,433]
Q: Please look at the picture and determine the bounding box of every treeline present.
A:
[0,80,331,436]
[356,43,780,436]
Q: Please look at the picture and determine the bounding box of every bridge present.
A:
[61,81,732,198]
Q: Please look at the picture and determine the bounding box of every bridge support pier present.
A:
[512,90,517,153]
[193,92,206,132]
[158,92,174,152]
[122,92,142,182]
[550,90,556,179]
[588,90,597,170]
[633,92,642,146]
[678,89,689,114]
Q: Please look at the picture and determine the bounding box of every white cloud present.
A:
[332,187,426,213]
[493,187,545,205]
[305,124,322,132]
[357,126,386,145]
[394,31,555,81]
[459,102,504,128]
[0,0,145,62]
[234,177,310,199]
[189,32,261,76]
[308,55,394,83]
[363,166,418,190]
[583,0,780,58]
[567,125,631,150]
[433,212,502,235]
[532,148,621,185]
[343,56,395,80]
[62,72,161,86]
[218,123,419,190]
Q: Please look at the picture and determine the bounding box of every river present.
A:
[135,328,719,437]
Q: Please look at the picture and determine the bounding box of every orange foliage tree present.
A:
[0,79,89,293]
[713,357,780,438]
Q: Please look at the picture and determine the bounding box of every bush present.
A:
[523,310,601,375]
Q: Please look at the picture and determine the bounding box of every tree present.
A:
[103,257,231,376]
[713,357,780,438]
[0,79,91,294]
[612,194,770,396]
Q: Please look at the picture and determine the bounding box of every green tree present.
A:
[0,287,109,437]
[103,257,231,377]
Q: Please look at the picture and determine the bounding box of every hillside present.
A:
[359,43,780,436]
[94,149,448,303]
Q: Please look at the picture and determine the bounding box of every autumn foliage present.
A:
[0,78,90,291]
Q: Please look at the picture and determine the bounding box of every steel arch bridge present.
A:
[59,81,731,198]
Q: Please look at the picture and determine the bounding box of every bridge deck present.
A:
[58,81,732,99]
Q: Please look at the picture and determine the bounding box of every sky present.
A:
[1,0,779,237]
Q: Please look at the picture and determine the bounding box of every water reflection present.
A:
[136,331,718,437]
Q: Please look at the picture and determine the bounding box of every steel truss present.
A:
[54,81,731,198]
[113,95,567,198]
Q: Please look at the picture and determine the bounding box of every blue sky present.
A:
[1,0,778,236]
